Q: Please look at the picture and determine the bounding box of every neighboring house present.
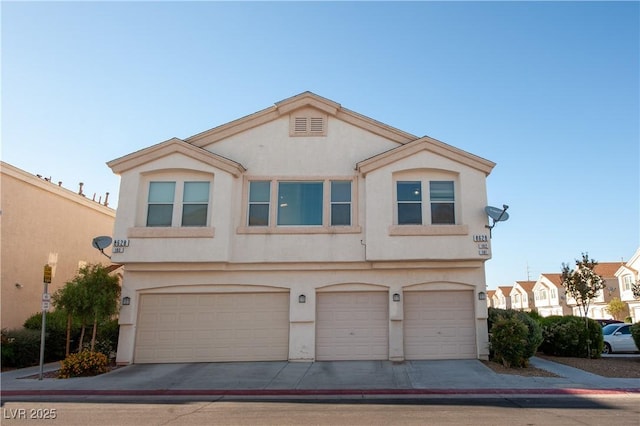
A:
[107,92,497,365]
[486,290,496,308]
[532,273,571,317]
[564,262,627,319]
[616,248,640,322]
[0,162,116,329]
[493,286,512,310]
[510,281,535,311]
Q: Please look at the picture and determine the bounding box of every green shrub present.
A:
[58,350,109,378]
[491,316,530,367]
[488,308,543,363]
[539,315,603,358]
[631,322,640,351]
[525,310,543,323]
[1,328,42,368]
[625,316,633,324]
[23,310,82,362]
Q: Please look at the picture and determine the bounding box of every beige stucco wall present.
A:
[0,162,116,329]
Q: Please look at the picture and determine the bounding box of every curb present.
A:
[3,388,640,397]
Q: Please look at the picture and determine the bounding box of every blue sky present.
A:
[3,1,638,288]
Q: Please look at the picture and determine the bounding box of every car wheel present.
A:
[602,343,612,354]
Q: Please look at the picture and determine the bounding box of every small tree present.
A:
[605,297,628,321]
[561,253,605,357]
[52,264,120,353]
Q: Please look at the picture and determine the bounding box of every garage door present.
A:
[316,291,388,361]
[404,290,476,360]
[135,293,289,363]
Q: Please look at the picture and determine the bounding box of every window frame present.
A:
[395,179,456,226]
[623,275,633,291]
[239,176,360,234]
[145,179,211,228]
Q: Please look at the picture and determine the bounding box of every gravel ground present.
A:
[484,354,640,378]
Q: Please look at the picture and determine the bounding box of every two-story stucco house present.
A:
[510,281,535,311]
[486,290,496,309]
[616,248,640,322]
[564,262,627,319]
[107,92,497,365]
[493,286,512,310]
[532,273,571,317]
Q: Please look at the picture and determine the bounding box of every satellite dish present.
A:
[484,205,510,238]
[92,236,113,250]
[485,206,510,222]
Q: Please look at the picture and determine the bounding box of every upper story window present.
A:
[242,178,357,233]
[550,288,557,298]
[330,181,352,226]
[278,181,323,226]
[396,180,455,225]
[623,275,633,291]
[248,181,270,226]
[147,181,210,227]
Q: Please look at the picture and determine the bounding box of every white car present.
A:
[602,323,639,354]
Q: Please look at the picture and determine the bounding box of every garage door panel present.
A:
[135,293,289,363]
[316,292,388,361]
[404,291,476,360]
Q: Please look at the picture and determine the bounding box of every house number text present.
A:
[113,239,130,253]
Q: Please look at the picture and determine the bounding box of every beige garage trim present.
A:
[316,291,388,361]
[134,292,289,363]
[404,290,476,360]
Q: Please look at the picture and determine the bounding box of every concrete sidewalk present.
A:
[2,358,639,398]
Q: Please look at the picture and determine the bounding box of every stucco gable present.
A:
[185,91,418,147]
[356,136,496,176]
[107,137,246,177]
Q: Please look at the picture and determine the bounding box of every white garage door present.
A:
[135,293,289,363]
[316,291,388,361]
[404,290,476,360]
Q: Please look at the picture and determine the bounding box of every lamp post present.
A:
[39,264,52,380]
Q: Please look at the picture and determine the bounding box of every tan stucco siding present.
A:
[1,163,115,329]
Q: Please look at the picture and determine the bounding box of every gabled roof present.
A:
[107,137,246,177]
[510,281,535,296]
[594,262,624,278]
[356,135,495,176]
[514,281,536,292]
[185,91,418,147]
[540,273,563,287]
[496,286,512,295]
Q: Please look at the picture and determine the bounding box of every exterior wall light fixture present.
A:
[298,294,306,303]
[122,296,131,306]
[392,293,401,302]
[478,292,486,301]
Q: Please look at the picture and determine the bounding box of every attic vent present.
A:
[309,117,324,133]
[294,117,308,133]
[290,114,327,137]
